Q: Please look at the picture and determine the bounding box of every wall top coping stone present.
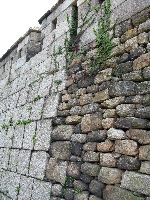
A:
[0,28,40,62]
[38,0,64,24]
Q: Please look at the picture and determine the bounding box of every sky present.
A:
[0,0,58,57]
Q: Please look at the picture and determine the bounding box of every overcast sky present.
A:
[0,0,58,57]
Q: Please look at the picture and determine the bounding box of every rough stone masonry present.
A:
[0,0,150,199]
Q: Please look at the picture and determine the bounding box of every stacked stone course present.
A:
[0,0,150,199]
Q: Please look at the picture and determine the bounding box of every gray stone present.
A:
[46,158,67,184]
[17,150,31,175]
[71,142,83,156]
[104,185,144,200]
[64,188,74,200]
[51,141,71,160]
[140,161,150,175]
[13,125,24,148]
[98,167,123,184]
[121,171,150,196]
[34,119,52,151]
[31,179,52,200]
[83,142,97,151]
[29,151,49,179]
[102,97,125,108]
[81,163,100,177]
[87,130,107,142]
[107,128,126,140]
[143,66,150,80]
[52,125,74,141]
[81,103,100,115]
[18,176,34,200]
[116,104,135,117]
[117,155,140,170]
[9,149,19,172]
[135,107,150,119]
[74,191,89,200]
[113,61,133,78]
[109,81,137,97]
[89,180,104,198]
[71,134,87,143]
[138,19,150,33]
[51,184,62,197]
[23,122,36,150]
[83,151,99,162]
[73,180,88,192]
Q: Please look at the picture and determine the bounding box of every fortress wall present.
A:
[0,0,150,199]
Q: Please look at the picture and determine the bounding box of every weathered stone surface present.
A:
[117,155,140,170]
[51,184,62,197]
[81,103,100,115]
[107,128,126,140]
[121,171,150,196]
[115,140,138,156]
[71,142,83,156]
[143,66,150,80]
[98,167,123,184]
[102,118,115,129]
[137,81,150,95]
[121,28,138,43]
[113,61,133,78]
[81,163,100,177]
[135,106,150,119]
[100,153,119,167]
[103,109,116,118]
[83,142,97,151]
[94,68,112,84]
[140,161,150,175]
[138,19,150,33]
[130,46,146,60]
[109,81,137,97]
[97,140,114,152]
[51,141,71,160]
[89,195,102,200]
[17,150,31,175]
[125,37,138,52]
[52,125,74,141]
[83,151,99,162]
[89,180,104,198]
[104,185,144,200]
[138,32,149,44]
[93,89,109,103]
[116,104,135,117]
[29,151,48,179]
[122,70,143,82]
[102,97,125,108]
[79,94,93,106]
[65,115,82,124]
[73,180,88,191]
[71,134,87,143]
[133,53,150,70]
[87,131,107,142]
[115,117,148,129]
[74,191,89,200]
[46,158,67,184]
[64,188,74,200]
[126,129,150,144]
[139,145,150,160]
[81,113,102,133]
[67,162,80,178]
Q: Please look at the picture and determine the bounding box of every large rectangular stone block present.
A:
[29,151,49,179]
[121,171,150,196]
[17,150,31,175]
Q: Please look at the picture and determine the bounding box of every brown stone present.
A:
[79,94,93,106]
[121,28,138,43]
[93,89,109,103]
[115,140,138,156]
[100,153,119,167]
[133,52,150,70]
[124,37,138,52]
[83,142,97,151]
[102,118,115,129]
[97,139,114,152]
[94,68,112,84]
[103,109,116,118]
[139,145,150,160]
[126,129,150,144]
[81,113,102,133]
[65,115,82,124]
[98,167,123,184]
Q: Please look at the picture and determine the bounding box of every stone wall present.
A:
[0,0,150,200]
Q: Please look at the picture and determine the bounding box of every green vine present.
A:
[89,0,112,73]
